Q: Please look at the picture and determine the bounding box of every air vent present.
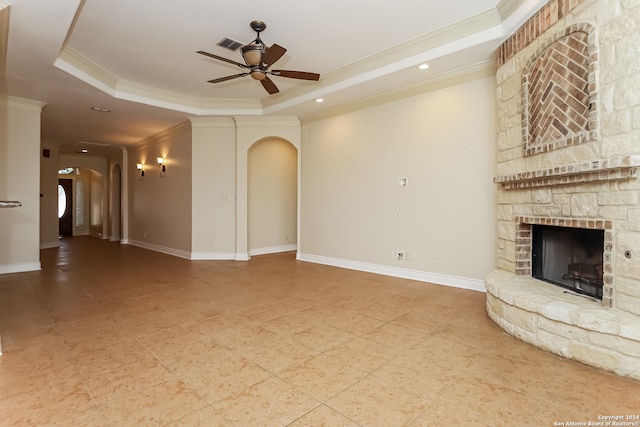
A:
[217,37,244,51]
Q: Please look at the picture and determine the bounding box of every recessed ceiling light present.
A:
[81,149,88,153]
[315,98,324,103]
[418,64,430,70]
[90,106,111,112]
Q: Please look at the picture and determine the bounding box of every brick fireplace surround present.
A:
[486,0,640,379]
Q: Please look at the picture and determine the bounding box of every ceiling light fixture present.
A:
[81,149,88,153]
[418,64,430,70]
[90,106,111,112]
[315,98,324,103]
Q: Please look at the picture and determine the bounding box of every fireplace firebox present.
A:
[532,225,604,299]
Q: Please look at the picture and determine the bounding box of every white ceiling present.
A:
[0,0,546,156]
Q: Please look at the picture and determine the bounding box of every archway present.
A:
[247,138,298,256]
[56,166,105,238]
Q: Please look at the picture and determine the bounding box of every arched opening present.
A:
[247,138,298,256]
[57,166,105,238]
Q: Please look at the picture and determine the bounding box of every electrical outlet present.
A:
[434,254,441,265]
[396,251,405,261]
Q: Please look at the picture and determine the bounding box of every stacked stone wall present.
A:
[489,0,640,379]
[495,0,640,316]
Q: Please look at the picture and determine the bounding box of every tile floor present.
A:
[1,237,639,426]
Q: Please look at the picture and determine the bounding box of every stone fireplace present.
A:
[486,0,640,379]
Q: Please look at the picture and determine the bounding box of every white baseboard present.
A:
[235,253,250,261]
[297,253,486,293]
[40,241,60,250]
[191,252,236,261]
[0,262,42,274]
[249,244,297,257]
[126,240,191,260]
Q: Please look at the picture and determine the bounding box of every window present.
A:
[75,179,84,226]
[57,184,67,219]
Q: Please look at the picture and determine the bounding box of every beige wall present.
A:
[248,138,297,254]
[190,116,302,261]
[190,117,237,259]
[40,141,60,249]
[0,97,45,273]
[128,121,192,257]
[300,76,497,287]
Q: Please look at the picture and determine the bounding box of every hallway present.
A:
[0,237,638,426]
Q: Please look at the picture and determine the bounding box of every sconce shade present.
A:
[157,157,166,176]
[136,163,143,170]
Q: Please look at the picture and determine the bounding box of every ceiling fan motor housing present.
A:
[241,43,264,66]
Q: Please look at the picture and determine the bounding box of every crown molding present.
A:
[52,1,539,120]
[55,46,263,115]
[300,60,495,124]
[262,8,502,113]
[233,116,300,128]
[188,116,236,128]
[496,0,526,21]
[0,95,47,112]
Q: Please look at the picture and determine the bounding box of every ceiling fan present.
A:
[197,20,320,94]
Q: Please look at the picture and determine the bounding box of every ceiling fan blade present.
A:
[261,76,279,94]
[262,44,287,67]
[197,50,248,69]
[272,70,320,81]
[207,73,249,84]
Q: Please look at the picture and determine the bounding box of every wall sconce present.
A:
[136,163,145,179]
[157,157,166,177]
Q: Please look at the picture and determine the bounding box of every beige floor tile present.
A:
[168,405,237,426]
[362,322,430,351]
[0,379,93,425]
[417,377,547,426]
[326,374,430,427]
[95,378,208,425]
[280,353,369,402]
[405,334,483,369]
[288,404,361,427]
[136,323,211,363]
[235,334,319,373]
[1,237,639,425]
[462,352,557,397]
[177,352,271,403]
[261,309,321,335]
[213,376,320,425]
[322,336,400,373]
[57,317,131,355]
[323,310,386,336]
[82,357,175,399]
[372,354,461,404]
[292,324,358,352]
